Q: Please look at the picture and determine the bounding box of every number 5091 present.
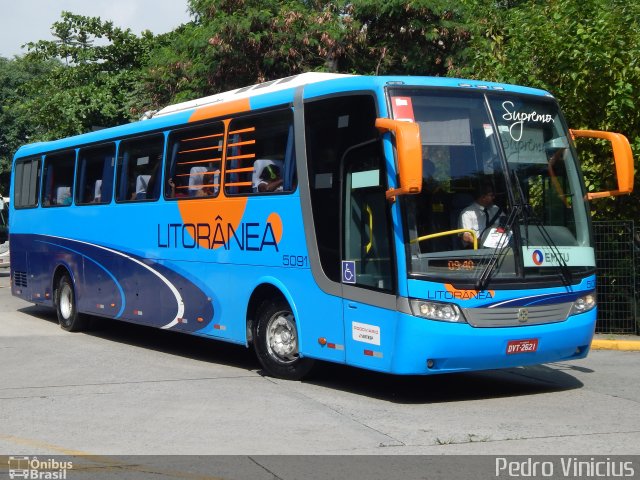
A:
[282,255,308,267]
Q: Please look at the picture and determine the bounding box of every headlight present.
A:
[410,299,466,323]
[570,293,596,315]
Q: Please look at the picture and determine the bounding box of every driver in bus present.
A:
[459,182,501,248]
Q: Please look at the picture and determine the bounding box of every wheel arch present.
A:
[245,278,299,346]
[52,262,76,297]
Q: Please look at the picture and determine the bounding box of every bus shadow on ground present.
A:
[303,362,587,404]
[20,305,587,404]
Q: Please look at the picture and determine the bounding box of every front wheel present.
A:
[55,274,87,332]
[253,299,314,380]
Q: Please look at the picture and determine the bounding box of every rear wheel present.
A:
[55,274,87,332]
[253,299,314,380]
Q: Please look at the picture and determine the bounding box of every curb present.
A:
[591,339,640,351]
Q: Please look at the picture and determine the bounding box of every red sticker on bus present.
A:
[506,339,539,355]
[390,97,415,122]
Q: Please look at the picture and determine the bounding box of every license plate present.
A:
[506,339,538,354]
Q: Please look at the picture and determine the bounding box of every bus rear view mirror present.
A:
[375,118,422,201]
[570,129,635,200]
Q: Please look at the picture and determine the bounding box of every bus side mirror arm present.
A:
[375,118,423,201]
[570,129,635,200]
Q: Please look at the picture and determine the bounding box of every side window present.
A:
[343,141,394,291]
[76,144,115,205]
[14,157,41,209]
[225,109,295,196]
[165,122,224,199]
[42,151,76,207]
[116,134,164,202]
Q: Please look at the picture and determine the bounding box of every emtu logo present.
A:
[532,249,544,266]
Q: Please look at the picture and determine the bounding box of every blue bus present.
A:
[9,73,634,379]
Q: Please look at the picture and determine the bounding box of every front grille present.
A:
[463,302,573,327]
[13,271,28,288]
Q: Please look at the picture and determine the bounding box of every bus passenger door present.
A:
[341,140,397,371]
[303,94,395,366]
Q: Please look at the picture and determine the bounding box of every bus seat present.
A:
[188,166,207,196]
[94,179,102,202]
[55,186,71,205]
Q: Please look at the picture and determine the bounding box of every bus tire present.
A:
[254,299,314,380]
[55,274,87,332]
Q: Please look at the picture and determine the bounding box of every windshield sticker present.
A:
[391,96,415,122]
[502,128,547,164]
[501,101,554,141]
[522,246,595,267]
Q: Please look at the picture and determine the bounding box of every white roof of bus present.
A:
[153,72,354,118]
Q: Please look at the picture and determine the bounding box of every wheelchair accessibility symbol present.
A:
[342,261,356,284]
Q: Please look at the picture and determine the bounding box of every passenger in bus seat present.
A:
[94,179,102,202]
[134,174,151,200]
[253,159,284,193]
[56,186,72,205]
[189,166,208,196]
[196,168,220,197]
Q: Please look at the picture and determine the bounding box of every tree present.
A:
[20,12,154,139]
[346,0,468,76]
[454,0,640,220]
[139,0,469,109]
[140,0,354,108]
[0,56,55,195]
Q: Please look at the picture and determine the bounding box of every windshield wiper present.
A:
[510,168,573,286]
[474,168,526,291]
[474,205,520,291]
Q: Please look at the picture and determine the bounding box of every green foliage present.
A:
[2,0,638,223]
[20,11,153,139]
[139,0,467,109]
[454,0,640,220]
[346,0,468,75]
[140,0,356,107]
[0,56,55,195]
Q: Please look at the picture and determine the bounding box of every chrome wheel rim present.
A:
[266,311,298,364]
[59,283,73,320]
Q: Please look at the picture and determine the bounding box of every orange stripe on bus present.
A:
[179,146,222,154]
[226,140,255,148]
[189,98,251,123]
[226,154,255,161]
[182,133,224,142]
[176,158,222,166]
[225,167,254,174]
[229,127,255,135]
[224,182,252,187]
[176,184,220,189]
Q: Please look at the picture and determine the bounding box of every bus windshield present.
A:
[395,89,593,285]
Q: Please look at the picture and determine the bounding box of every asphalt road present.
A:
[1,270,639,459]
